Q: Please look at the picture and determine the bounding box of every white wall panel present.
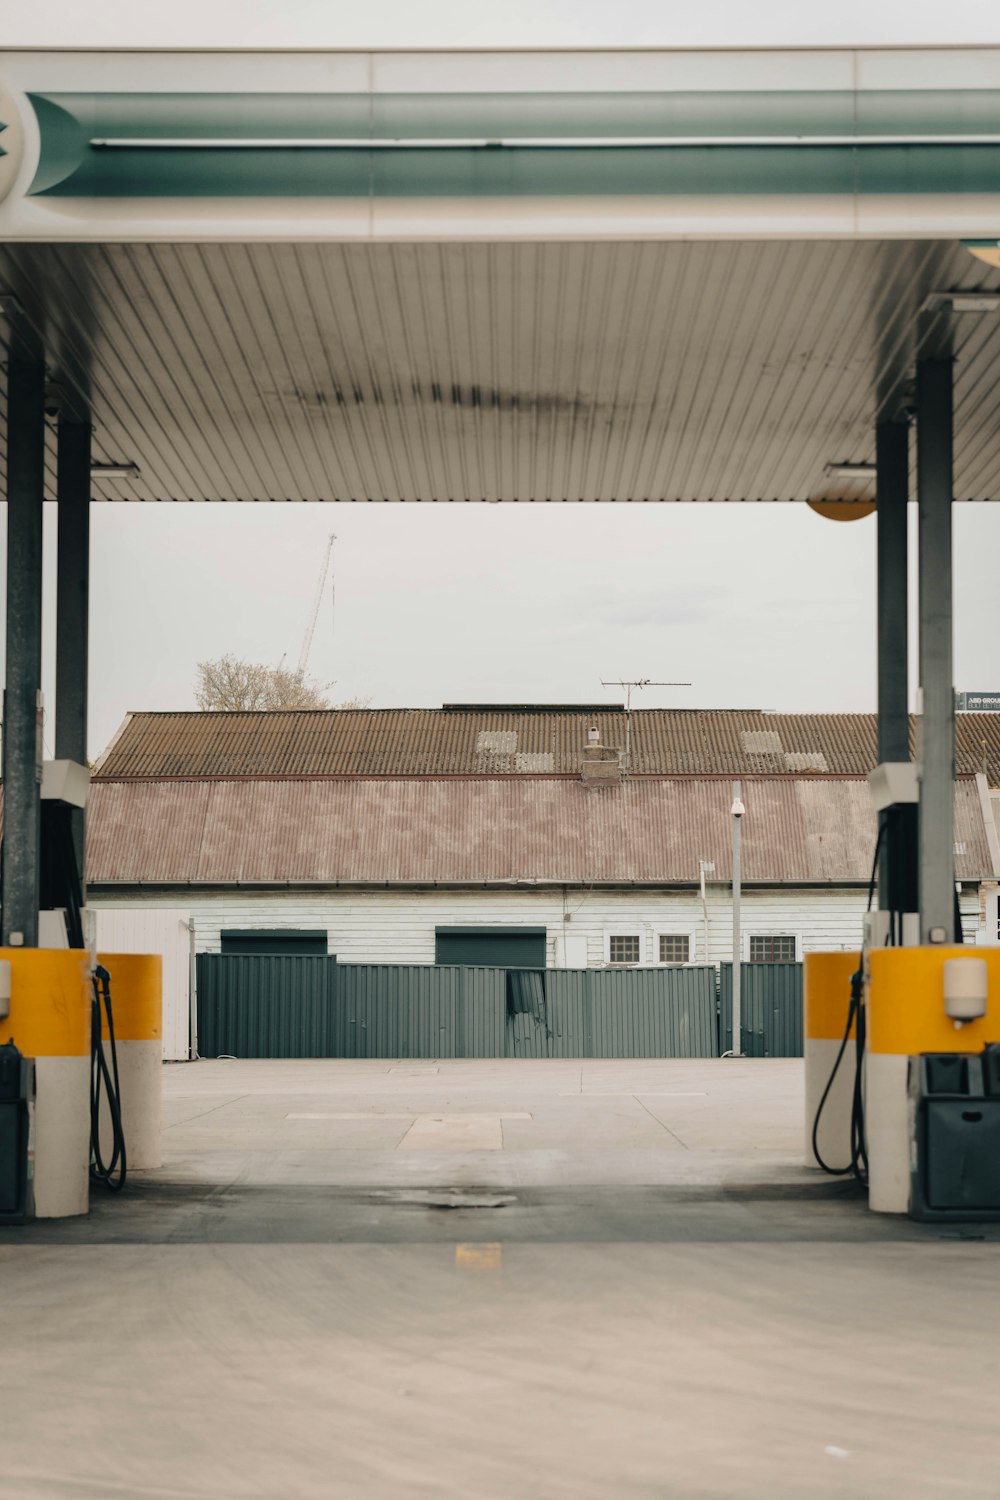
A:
[89,886,985,973]
[94,907,192,1061]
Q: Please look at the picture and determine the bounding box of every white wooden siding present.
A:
[94,908,192,1061]
[90,885,984,973]
[982,887,1000,945]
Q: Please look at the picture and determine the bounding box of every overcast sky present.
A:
[9,497,993,758]
[5,3,1000,756]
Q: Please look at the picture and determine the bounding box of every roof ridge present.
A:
[94,708,1000,782]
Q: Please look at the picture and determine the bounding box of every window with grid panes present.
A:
[609,934,641,965]
[658,934,690,964]
[749,934,797,962]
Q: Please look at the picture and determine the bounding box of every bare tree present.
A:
[195,656,331,711]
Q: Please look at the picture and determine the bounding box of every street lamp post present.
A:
[730,781,745,1057]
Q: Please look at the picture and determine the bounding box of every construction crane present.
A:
[297,533,336,676]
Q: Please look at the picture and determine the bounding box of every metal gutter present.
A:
[90,771,882,784]
[85,878,901,894]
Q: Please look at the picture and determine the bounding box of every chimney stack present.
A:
[581,726,622,787]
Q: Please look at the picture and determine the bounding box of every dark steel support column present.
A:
[1,357,46,947]
[875,420,918,918]
[916,357,956,944]
[55,419,92,883]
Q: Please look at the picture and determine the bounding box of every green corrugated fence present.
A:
[505,966,718,1059]
[718,962,804,1057]
[335,964,506,1059]
[195,956,720,1059]
[195,953,337,1059]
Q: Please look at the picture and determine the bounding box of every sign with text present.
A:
[956,692,1000,711]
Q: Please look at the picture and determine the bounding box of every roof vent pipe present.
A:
[587,726,600,744]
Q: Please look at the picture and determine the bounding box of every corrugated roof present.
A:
[86,776,993,887]
[93,708,1000,783]
[2,239,1000,503]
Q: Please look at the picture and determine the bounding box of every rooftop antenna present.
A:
[600,678,692,773]
[298,534,336,677]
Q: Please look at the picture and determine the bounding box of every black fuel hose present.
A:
[810,827,883,1183]
[90,965,127,1192]
[811,966,867,1181]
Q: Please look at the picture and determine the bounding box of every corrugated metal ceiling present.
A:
[93,708,1000,782]
[2,238,1000,502]
[85,775,994,886]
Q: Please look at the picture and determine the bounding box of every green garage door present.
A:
[435,927,546,968]
[221,929,328,956]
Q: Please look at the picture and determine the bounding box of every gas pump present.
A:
[806,762,1000,1220]
[0,961,34,1226]
[0,757,127,1217]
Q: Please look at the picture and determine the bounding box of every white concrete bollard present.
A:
[803,952,859,1172]
[96,954,163,1171]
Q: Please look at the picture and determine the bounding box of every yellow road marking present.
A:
[455,1242,502,1271]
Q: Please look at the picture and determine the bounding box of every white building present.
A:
[87,707,1000,1057]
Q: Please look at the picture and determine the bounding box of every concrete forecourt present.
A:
[0,1056,997,1499]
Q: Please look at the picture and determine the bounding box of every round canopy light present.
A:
[806,498,876,522]
[963,240,1000,270]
